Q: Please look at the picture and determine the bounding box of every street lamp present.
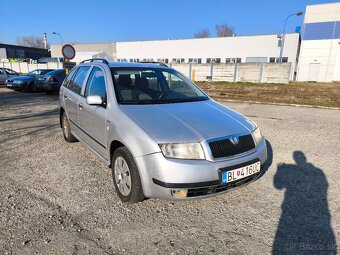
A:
[52,32,63,46]
[279,11,303,63]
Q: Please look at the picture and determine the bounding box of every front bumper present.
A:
[135,138,268,200]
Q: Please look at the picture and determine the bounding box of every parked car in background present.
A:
[5,69,55,91]
[59,59,268,203]
[34,69,66,94]
[0,68,19,85]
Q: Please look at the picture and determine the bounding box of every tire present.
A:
[111,147,145,203]
[61,112,77,142]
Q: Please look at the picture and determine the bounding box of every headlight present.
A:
[252,127,263,146]
[159,143,205,160]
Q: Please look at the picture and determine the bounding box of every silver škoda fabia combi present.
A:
[59,59,268,203]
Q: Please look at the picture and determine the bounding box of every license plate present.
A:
[7,84,12,87]
[221,161,260,185]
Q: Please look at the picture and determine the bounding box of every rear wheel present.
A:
[61,112,77,142]
[112,147,145,203]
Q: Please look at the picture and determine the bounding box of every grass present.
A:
[196,81,340,108]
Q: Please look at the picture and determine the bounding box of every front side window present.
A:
[85,67,107,101]
[70,66,90,94]
[111,68,208,105]
[5,69,18,75]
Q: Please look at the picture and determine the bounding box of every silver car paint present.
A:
[59,62,268,199]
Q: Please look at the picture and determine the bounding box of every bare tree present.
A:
[194,29,210,38]
[16,36,46,48]
[215,24,235,37]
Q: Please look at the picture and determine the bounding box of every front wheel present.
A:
[111,147,145,203]
[61,112,77,142]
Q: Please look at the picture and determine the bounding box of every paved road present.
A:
[0,87,339,254]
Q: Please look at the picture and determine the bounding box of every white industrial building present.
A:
[116,33,300,74]
[297,2,340,82]
[51,34,300,80]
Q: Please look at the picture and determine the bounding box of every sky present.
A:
[0,0,339,45]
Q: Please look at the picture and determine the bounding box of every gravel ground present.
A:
[0,87,339,255]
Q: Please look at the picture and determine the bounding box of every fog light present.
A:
[171,189,188,198]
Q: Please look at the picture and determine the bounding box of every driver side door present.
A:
[78,66,108,158]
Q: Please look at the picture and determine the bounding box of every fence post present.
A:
[18,61,21,73]
[210,63,214,81]
[10,62,13,70]
[2,62,4,68]
[46,62,49,69]
[259,63,264,83]
[27,62,30,72]
[233,63,238,82]
[36,62,38,70]
[189,63,192,80]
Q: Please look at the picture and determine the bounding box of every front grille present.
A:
[187,172,261,197]
[208,134,255,159]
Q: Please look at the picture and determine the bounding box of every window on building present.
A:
[269,57,276,63]
[282,57,288,63]
[245,57,267,63]
[226,58,241,63]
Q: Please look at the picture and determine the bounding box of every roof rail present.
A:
[139,61,168,67]
[80,58,109,64]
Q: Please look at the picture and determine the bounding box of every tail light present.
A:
[48,76,58,82]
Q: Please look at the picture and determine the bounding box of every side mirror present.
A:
[86,95,103,106]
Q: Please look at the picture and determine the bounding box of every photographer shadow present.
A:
[272,151,337,255]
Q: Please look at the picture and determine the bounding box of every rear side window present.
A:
[69,66,90,94]
[85,67,107,101]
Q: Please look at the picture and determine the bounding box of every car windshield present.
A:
[111,67,208,105]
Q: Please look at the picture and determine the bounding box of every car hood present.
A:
[10,75,36,81]
[120,99,256,143]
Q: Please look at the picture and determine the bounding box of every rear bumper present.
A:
[135,138,268,200]
[38,82,61,92]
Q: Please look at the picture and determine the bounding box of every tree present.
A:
[16,36,46,48]
[194,29,210,38]
[215,24,235,37]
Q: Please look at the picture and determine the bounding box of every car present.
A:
[0,67,19,85]
[5,69,55,91]
[59,59,268,203]
[34,69,66,94]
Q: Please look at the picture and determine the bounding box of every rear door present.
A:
[63,66,90,131]
[78,66,108,157]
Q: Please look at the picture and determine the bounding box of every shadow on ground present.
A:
[272,151,337,255]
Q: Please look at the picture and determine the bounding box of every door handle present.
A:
[79,104,83,110]
[64,94,68,99]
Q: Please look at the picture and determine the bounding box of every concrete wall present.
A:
[172,63,292,84]
[0,62,61,74]
[1,61,291,83]
[50,42,116,60]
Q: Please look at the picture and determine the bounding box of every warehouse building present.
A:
[50,34,300,80]
[297,2,340,82]
[0,43,50,60]
[116,33,300,81]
